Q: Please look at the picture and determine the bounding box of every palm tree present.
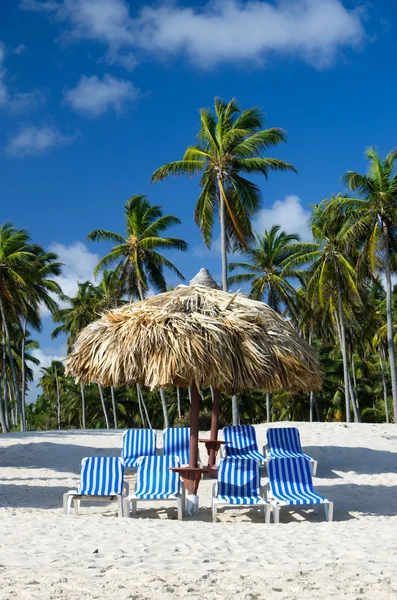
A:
[288,198,362,423]
[152,97,296,292]
[0,223,41,431]
[52,282,105,428]
[39,361,65,429]
[334,148,397,421]
[87,195,188,301]
[20,248,62,424]
[228,226,316,322]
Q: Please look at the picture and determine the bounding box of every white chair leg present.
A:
[123,498,130,518]
[212,501,218,523]
[73,498,79,515]
[63,493,69,515]
[265,504,271,524]
[273,505,280,524]
[67,495,74,515]
[312,460,318,477]
[117,495,123,517]
[177,498,183,521]
[131,500,137,515]
[325,501,334,522]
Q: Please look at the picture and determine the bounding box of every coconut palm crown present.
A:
[151,97,296,291]
[87,195,188,300]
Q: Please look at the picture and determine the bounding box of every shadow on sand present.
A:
[303,445,397,478]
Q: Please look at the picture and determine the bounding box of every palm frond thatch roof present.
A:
[65,285,322,394]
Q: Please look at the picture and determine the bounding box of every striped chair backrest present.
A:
[267,427,302,455]
[268,456,313,496]
[135,455,180,497]
[218,457,261,498]
[122,429,157,462]
[223,425,259,457]
[78,457,124,496]
[163,428,190,464]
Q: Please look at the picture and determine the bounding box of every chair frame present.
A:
[123,484,185,520]
[63,481,129,518]
[265,493,334,523]
[265,456,333,523]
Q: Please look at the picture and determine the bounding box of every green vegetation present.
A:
[2,99,397,430]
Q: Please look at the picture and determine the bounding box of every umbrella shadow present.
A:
[303,446,397,478]
[0,441,122,474]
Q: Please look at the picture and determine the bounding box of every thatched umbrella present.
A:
[65,273,321,513]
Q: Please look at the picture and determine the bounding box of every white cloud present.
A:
[20,0,366,69]
[253,195,312,241]
[38,241,100,318]
[0,41,43,112]
[5,125,78,157]
[64,73,139,116]
[48,241,100,299]
[27,344,67,404]
[14,43,27,54]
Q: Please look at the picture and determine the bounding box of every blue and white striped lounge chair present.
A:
[63,457,127,517]
[122,428,157,468]
[223,425,266,464]
[266,457,333,523]
[123,455,184,520]
[163,427,190,465]
[212,457,269,522]
[266,427,317,475]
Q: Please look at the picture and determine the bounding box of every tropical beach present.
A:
[1,423,397,600]
[3,1,397,599]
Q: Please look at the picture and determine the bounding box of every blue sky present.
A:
[1,0,397,399]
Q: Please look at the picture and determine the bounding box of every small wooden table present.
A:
[199,438,228,458]
[169,467,205,494]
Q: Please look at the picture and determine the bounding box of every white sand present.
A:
[0,422,397,599]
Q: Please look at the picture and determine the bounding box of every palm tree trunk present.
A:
[137,280,145,302]
[137,384,152,428]
[54,366,61,431]
[159,387,170,428]
[177,387,182,419]
[348,372,360,423]
[266,392,271,423]
[218,179,240,426]
[382,224,397,422]
[336,278,350,423]
[0,295,25,431]
[21,316,27,427]
[110,386,118,429]
[309,392,314,423]
[136,384,146,427]
[2,331,9,431]
[97,383,110,429]
[80,382,86,429]
[218,178,228,292]
[350,353,361,423]
[379,348,390,424]
[0,378,8,433]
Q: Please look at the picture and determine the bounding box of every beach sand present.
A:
[0,422,397,599]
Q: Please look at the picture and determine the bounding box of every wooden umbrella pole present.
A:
[208,388,221,466]
[189,381,200,474]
